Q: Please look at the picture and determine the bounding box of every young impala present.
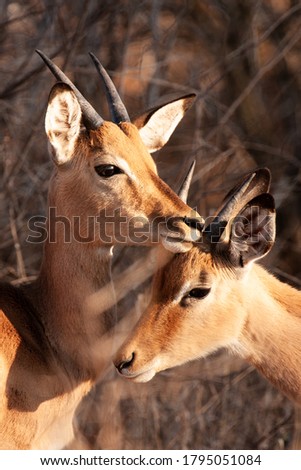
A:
[0,51,199,449]
[114,169,301,406]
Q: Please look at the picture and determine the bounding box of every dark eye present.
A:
[94,164,123,178]
[187,288,211,299]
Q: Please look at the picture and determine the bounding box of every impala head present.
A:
[114,169,276,382]
[37,50,200,251]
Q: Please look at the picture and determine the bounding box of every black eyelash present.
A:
[94,164,123,178]
[186,287,211,299]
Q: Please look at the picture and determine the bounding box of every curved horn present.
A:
[204,168,271,243]
[178,160,196,203]
[36,50,104,130]
[217,168,271,222]
[89,52,130,124]
[179,161,205,232]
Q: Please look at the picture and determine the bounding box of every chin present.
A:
[161,238,192,253]
[121,368,157,383]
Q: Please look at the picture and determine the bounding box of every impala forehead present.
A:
[89,122,157,172]
[157,248,215,300]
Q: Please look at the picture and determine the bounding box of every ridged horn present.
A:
[89,52,130,124]
[217,168,271,222]
[178,160,196,203]
[204,168,271,243]
[179,161,205,232]
[36,49,104,130]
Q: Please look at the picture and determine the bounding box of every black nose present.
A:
[115,352,135,374]
[183,216,204,232]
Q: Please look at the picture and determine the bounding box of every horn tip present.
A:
[189,159,196,171]
[36,49,51,66]
[36,49,43,58]
[178,159,196,202]
[36,49,46,58]
[185,159,196,184]
[89,52,101,68]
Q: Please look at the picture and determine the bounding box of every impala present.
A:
[0,51,199,449]
[114,169,301,407]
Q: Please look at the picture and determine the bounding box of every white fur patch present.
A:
[45,87,81,165]
[138,99,188,153]
[98,155,138,182]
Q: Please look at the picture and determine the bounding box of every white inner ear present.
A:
[138,100,187,153]
[45,89,82,165]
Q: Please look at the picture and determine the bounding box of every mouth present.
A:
[159,228,185,241]
[116,367,156,383]
[160,234,192,253]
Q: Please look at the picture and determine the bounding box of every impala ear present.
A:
[133,94,196,153]
[45,82,82,165]
[226,193,276,268]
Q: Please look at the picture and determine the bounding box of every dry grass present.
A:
[0,0,300,449]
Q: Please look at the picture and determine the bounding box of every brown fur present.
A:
[0,87,196,448]
[115,247,301,404]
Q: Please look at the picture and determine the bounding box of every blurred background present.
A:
[0,0,300,450]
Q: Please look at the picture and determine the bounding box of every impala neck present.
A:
[239,265,301,403]
[33,225,117,379]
